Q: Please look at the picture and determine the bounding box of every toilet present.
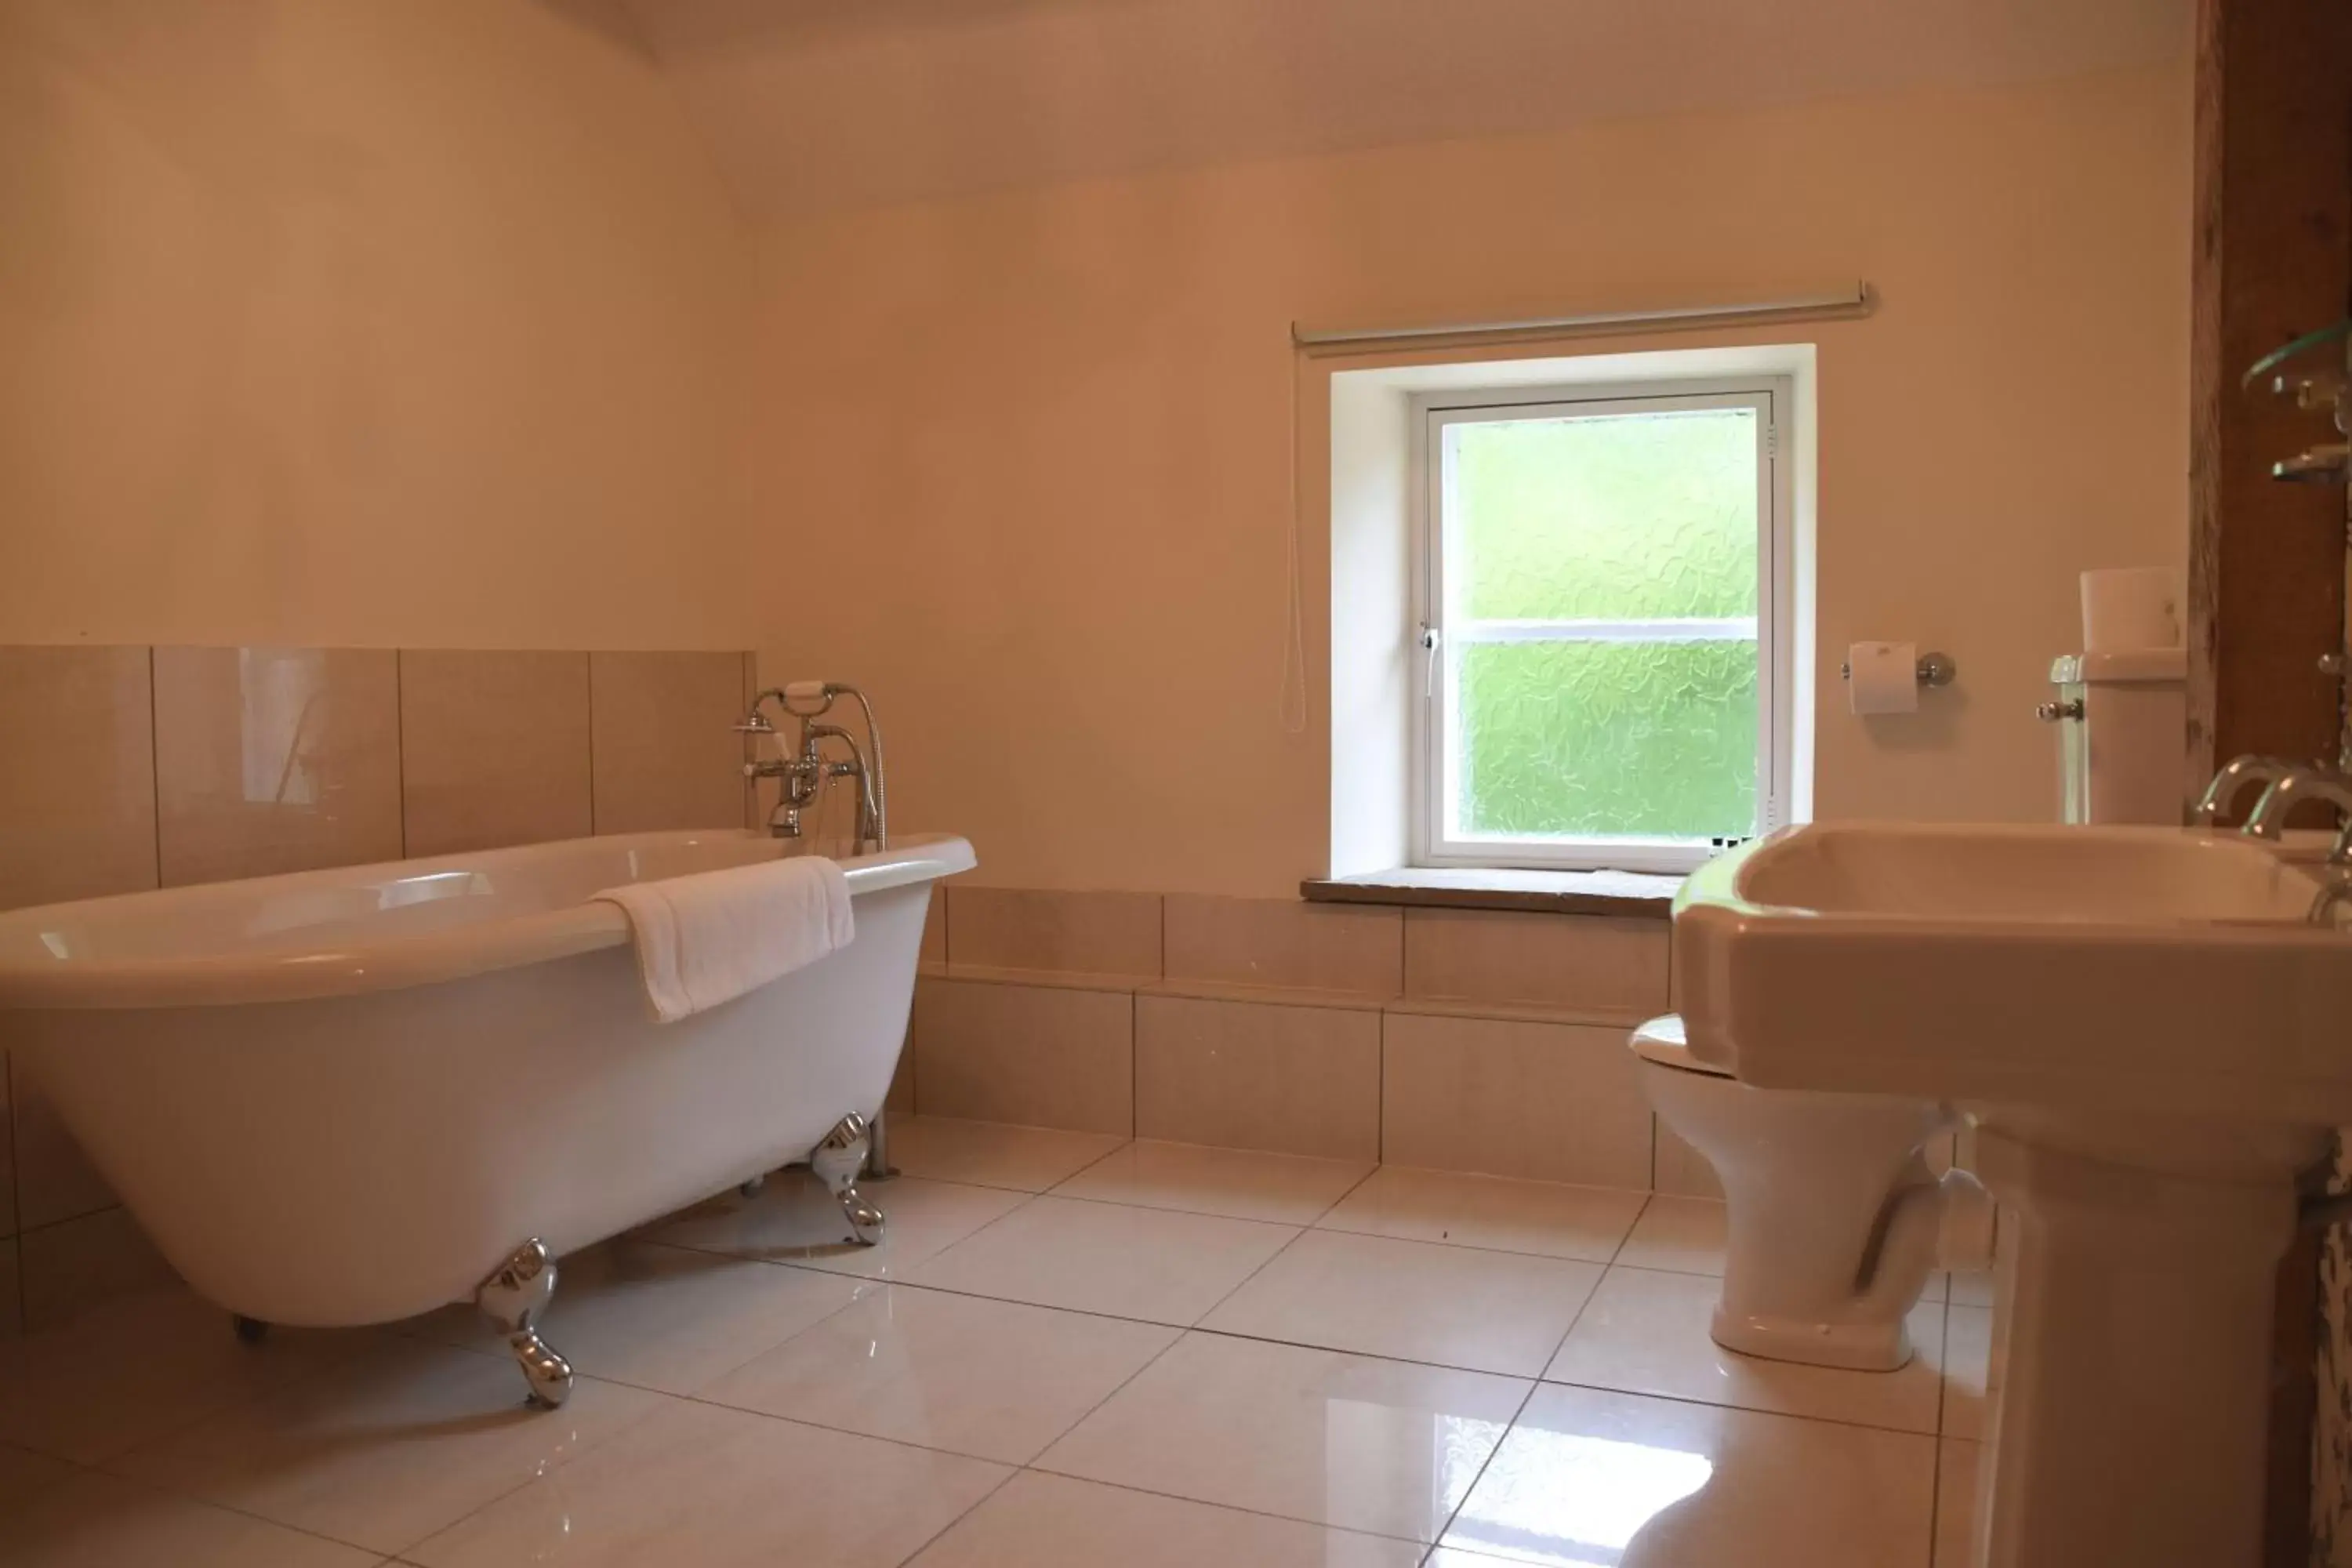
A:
[1637,625,2184,1372]
[1632,1015,1988,1371]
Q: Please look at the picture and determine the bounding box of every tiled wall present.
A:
[0,644,757,1335]
[900,887,1728,1195]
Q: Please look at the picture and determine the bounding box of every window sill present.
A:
[1300,866,1682,920]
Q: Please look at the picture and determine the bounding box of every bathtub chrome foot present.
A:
[476,1239,573,1409]
[811,1113,887,1247]
[739,1174,768,1199]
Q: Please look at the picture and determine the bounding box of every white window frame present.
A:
[1408,375,1794,875]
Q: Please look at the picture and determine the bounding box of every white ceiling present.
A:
[601,0,2191,221]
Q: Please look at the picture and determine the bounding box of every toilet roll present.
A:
[2081,568,2180,652]
[1847,641,1918,715]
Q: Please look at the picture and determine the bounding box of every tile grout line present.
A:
[7,1432,398,1564]
[1016,1459,1439,1552]
[1925,1285,1959,1563]
[582,653,597,835]
[393,649,408,858]
[1423,1208,1628,1556]
[144,645,162,888]
[532,1236,1958,1442]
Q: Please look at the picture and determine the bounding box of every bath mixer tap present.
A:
[736,683,889,851]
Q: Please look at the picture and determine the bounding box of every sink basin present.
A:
[1674,822,2352,1127]
[1675,822,2350,1568]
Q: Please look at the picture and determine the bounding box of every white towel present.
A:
[593,856,854,1023]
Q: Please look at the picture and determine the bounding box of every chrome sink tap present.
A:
[2228,762,2352,924]
[2240,765,2352,843]
[2193,754,2300,827]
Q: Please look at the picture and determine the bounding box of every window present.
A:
[1411,376,1791,873]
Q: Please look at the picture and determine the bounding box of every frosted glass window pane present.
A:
[1454,638,1759,841]
[1450,408,1758,621]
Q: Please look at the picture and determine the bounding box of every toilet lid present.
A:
[1628,1014,1733,1078]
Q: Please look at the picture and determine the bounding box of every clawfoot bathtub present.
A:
[0,829,972,1406]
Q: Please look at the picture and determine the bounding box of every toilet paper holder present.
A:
[1838,651,1956,688]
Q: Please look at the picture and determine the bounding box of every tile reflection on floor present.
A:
[0,1124,1992,1567]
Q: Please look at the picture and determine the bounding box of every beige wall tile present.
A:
[11,1077,115,1230]
[946,887,1161,978]
[1382,1013,1652,1187]
[0,1054,13,1240]
[886,1036,915,1116]
[0,646,157,911]
[18,1206,177,1334]
[920,892,947,966]
[1652,1117,1724,1199]
[399,650,591,857]
[589,651,751,834]
[1404,909,1668,1014]
[1134,994,1380,1160]
[152,647,403,886]
[913,977,1134,1134]
[0,1236,18,1338]
[1161,895,1399,997]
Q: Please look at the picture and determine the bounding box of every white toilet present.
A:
[1637,628,2184,1372]
[1632,1014,1987,1370]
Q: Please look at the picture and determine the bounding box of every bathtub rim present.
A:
[0,829,973,1011]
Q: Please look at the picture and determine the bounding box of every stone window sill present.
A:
[1299,866,1682,920]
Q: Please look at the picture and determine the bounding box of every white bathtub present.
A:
[0,828,971,1378]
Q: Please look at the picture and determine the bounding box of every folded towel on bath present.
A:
[592,856,854,1022]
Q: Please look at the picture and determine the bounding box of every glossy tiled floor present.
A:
[0,1118,1992,1566]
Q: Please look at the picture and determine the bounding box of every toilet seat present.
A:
[1628,1015,1730,1077]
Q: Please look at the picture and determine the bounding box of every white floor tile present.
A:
[0,1446,377,1567]
[1316,1166,1646,1263]
[1940,1305,1994,1440]
[406,1399,1008,1568]
[1947,1267,1998,1308]
[1934,1439,1983,1568]
[887,1117,1128,1191]
[111,1339,666,1556]
[1544,1267,1947,1435]
[1201,1229,1602,1377]
[646,1173,1029,1281]
[1613,1196,1726,1276]
[908,1471,1425,1567]
[1438,1382,1936,1567]
[0,1287,376,1465]
[904,1196,1295,1324]
[702,1284,1178,1463]
[1052,1140,1373,1225]
[402,1240,869,1395]
[1036,1330,1525,1543]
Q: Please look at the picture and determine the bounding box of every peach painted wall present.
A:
[0,0,757,651]
[749,62,2192,895]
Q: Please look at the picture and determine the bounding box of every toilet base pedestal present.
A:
[1970,1113,2325,1568]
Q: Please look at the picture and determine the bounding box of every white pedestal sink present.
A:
[1675,825,2352,1568]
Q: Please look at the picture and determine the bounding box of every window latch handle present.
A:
[1418,624,1442,699]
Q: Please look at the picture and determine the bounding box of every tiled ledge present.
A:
[921,960,1662,1031]
[920,961,1156,996]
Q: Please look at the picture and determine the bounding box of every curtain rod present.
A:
[1290,281,1874,354]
